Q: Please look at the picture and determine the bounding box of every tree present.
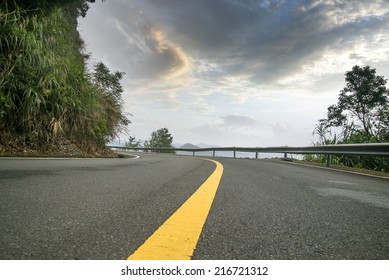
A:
[312,119,336,145]
[146,128,174,152]
[92,62,125,103]
[325,65,388,142]
[311,65,389,172]
[125,134,141,148]
[91,62,130,142]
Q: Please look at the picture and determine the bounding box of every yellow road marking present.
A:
[128,159,224,260]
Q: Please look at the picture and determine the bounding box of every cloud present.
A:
[79,0,389,146]
[148,28,192,79]
[191,114,312,147]
[79,0,193,82]
[80,0,389,95]
[240,0,389,85]
[221,115,258,127]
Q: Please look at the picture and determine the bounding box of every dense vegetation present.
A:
[0,0,129,156]
[308,65,389,172]
[144,128,174,152]
[126,128,175,154]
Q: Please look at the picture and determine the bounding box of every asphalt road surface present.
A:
[1,154,388,259]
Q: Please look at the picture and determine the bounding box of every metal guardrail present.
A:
[108,143,389,167]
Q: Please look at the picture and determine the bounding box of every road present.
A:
[0,154,388,259]
[194,157,389,259]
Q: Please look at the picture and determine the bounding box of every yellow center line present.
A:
[127,158,224,260]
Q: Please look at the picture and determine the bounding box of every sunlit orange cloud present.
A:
[150,28,192,80]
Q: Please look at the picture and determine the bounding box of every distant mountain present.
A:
[173,143,183,148]
[180,143,201,149]
[196,143,219,148]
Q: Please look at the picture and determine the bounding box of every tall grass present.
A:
[0,1,128,150]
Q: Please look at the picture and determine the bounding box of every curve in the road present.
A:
[128,158,224,260]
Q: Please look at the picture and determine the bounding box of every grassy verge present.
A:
[289,159,389,179]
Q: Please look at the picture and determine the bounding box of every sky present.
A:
[77,0,389,147]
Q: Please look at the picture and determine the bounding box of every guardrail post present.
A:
[193,150,195,156]
[255,152,258,159]
[233,150,236,158]
[284,153,287,159]
[213,149,215,157]
[326,154,332,167]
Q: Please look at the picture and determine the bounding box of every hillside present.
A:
[0,0,128,157]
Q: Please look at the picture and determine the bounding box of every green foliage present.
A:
[125,134,142,148]
[91,62,130,142]
[309,65,389,172]
[145,128,174,153]
[311,119,338,145]
[326,65,389,140]
[4,0,95,17]
[0,0,129,150]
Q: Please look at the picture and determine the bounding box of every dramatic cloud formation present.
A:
[78,0,389,147]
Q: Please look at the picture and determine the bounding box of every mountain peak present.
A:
[180,143,200,149]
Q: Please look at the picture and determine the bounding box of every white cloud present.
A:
[188,114,313,147]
